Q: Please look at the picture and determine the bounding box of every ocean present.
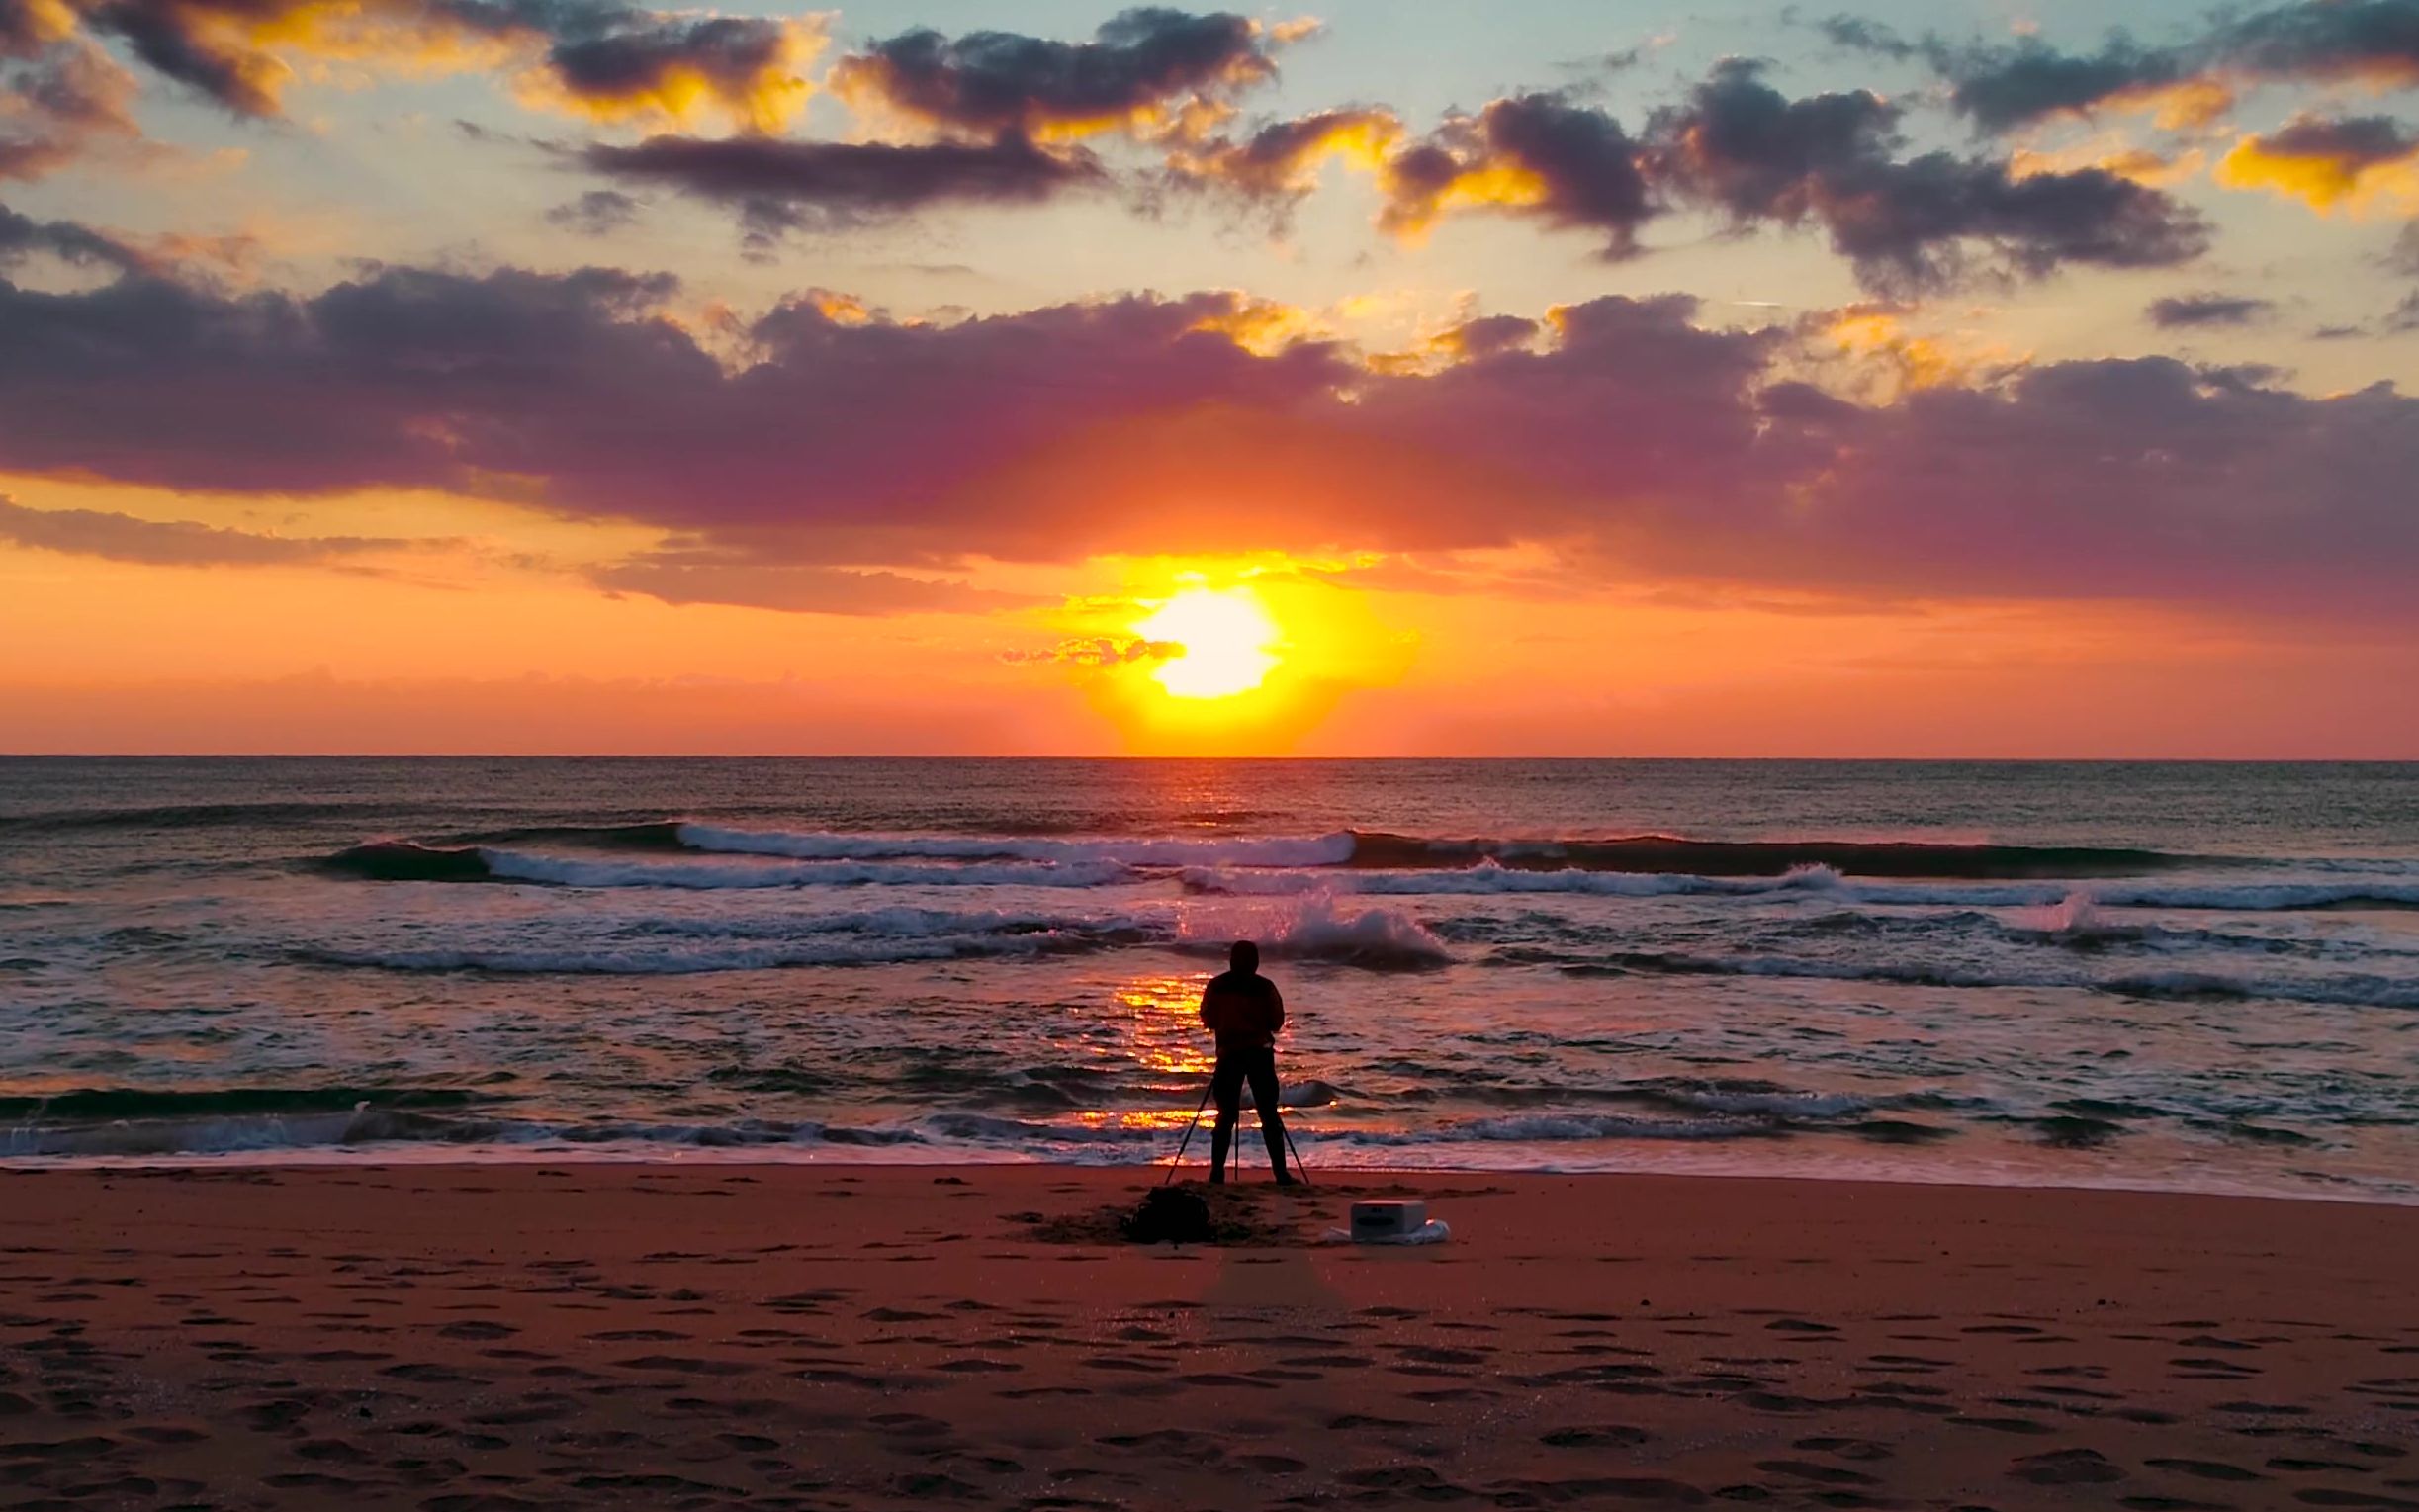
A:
[2,757,2415,1202]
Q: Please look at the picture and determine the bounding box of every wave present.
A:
[1185,858,1846,899]
[298,895,1444,973]
[1344,831,2204,878]
[299,930,1119,974]
[0,1085,502,1121]
[323,843,1128,890]
[1177,894,1453,969]
[675,822,1357,868]
[1184,860,2419,912]
[1541,948,2419,1010]
[0,799,381,835]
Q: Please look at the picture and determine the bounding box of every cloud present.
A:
[1157,65,2203,291]
[828,7,1300,143]
[0,196,142,265]
[2211,0,2419,90]
[0,495,426,565]
[1649,60,2209,293]
[1827,0,2419,135]
[25,0,821,128]
[1,37,139,181]
[579,133,1106,243]
[509,9,821,133]
[2,221,2412,618]
[590,551,1030,615]
[1926,37,2228,133]
[1163,105,1401,218]
[2146,292,2277,326]
[1379,93,1655,256]
[2215,113,2419,213]
[545,186,640,235]
[1001,635,1181,666]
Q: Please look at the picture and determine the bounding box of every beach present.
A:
[5,1164,2415,1510]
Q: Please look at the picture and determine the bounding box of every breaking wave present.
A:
[1542,948,2419,1010]
[1185,861,2419,912]
[325,843,1127,890]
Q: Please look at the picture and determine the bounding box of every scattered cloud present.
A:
[2146,292,2277,327]
[2215,114,2419,214]
[828,8,1303,143]
[545,187,641,235]
[1648,61,2207,293]
[591,550,1030,615]
[0,37,139,181]
[14,0,823,129]
[0,495,431,565]
[1001,635,1181,666]
[4,226,2409,617]
[579,133,1107,246]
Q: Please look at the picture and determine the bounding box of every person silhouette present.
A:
[1199,939,1296,1185]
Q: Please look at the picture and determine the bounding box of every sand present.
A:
[2,1165,2416,1510]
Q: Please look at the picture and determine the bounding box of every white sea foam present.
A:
[1179,891,1454,967]
[1183,858,1845,898]
[1183,861,2419,912]
[479,849,1129,890]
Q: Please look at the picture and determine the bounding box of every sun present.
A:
[1133,586,1282,699]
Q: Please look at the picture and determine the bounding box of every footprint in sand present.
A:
[1540,1425,1652,1448]
[2148,1458,2269,1481]
[2012,1448,2126,1484]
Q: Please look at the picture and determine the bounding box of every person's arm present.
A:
[1198,981,1219,1033]
[1266,981,1286,1037]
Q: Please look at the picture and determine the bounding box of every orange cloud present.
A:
[1164,106,1401,202]
[2215,114,2419,214]
[509,16,821,133]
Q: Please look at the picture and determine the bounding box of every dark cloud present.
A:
[1381,93,1655,257]
[1650,60,2208,292]
[1826,0,2419,135]
[2,223,2410,616]
[0,197,141,265]
[2146,292,2277,327]
[2249,112,2419,168]
[546,188,641,235]
[1931,37,2201,133]
[1814,15,1918,61]
[2212,0,2419,88]
[591,551,1030,615]
[830,7,1293,140]
[580,133,1105,241]
[34,0,815,125]
[0,496,425,565]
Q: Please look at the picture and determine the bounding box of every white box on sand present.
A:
[1350,1200,1427,1238]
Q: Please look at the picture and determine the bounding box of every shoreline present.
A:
[5,1163,2416,1508]
[6,1146,2415,1209]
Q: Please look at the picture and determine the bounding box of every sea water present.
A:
[3,757,2415,1201]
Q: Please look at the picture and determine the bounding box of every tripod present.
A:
[1164,1075,1310,1186]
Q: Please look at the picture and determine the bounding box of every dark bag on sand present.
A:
[1122,1187,1214,1245]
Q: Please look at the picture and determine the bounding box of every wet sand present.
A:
[3,1164,2416,1509]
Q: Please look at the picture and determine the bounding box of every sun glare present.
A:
[1134,586,1282,699]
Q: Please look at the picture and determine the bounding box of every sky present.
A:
[2,0,2417,756]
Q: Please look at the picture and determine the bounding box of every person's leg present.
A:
[1208,1054,1243,1183]
[1247,1048,1292,1183]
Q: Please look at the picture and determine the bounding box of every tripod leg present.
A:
[1281,1121,1311,1186]
[1163,1078,1215,1186]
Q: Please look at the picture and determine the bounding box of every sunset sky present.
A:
[4,0,2417,756]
